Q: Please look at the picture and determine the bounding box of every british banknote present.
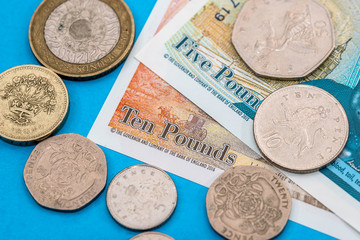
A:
[136,0,360,232]
[89,0,359,238]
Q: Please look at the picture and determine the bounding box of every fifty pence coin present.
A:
[106,165,177,230]
[129,232,175,240]
[0,65,68,144]
[232,0,335,78]
[23,133,107,210]
[254,85,349,172]
[206,166,292,240]
[29,0,135,78]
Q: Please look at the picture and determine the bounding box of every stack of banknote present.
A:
[89,0,360,238]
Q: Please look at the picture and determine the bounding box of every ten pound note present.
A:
[89,0,359,238]
[136,0,360,233]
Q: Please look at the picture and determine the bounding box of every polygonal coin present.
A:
[23,133,107,210]
[206,166,292,240]
[232,0,335,78]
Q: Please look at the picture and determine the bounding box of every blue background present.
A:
[0,1,335,239]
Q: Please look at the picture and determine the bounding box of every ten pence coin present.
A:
[253,85,349,172]
[206,166,291,240]
[0,65,68,144]
[232,0,335,78]
[130,232,175,240]
[106,165,177,230]
[23,133,107,211]
[29,0,135,78]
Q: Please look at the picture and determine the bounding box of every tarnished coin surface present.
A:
[206,166,291,240]
[106,165,177,230]
[254,85,349,172]
[29,0,135,78]
[23,133,107,210]
[0,65,68,143]
[232,0,335,78]
[130,232,175,240]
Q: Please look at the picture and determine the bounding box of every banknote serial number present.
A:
[215,0,240,22]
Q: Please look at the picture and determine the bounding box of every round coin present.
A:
[106,165,177,230]
[0,65,68,143]
[29,0,135,78]
[23,133,107,210]
[130,232,175,240]
[206,166,292,240]
[232,0,335,78]
[254,85,349,172]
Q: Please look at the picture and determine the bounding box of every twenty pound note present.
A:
[136,0,360,233]
[89,0,359,238]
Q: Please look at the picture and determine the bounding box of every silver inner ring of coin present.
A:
[44,0,120,64]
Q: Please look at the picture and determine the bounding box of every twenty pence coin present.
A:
[106,165,177,230]
[23,133,107,210]
[130,232,175,240]
[0,65,68,143]
[206,166,291,240]
[232,0,335,78]
[29,0,135,78]
[253,85,349,172]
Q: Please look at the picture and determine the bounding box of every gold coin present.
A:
[0,65,69,143]
[29,0,135,78]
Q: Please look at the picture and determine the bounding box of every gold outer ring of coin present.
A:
[206,165,292,240]
[0,65,69,143]
[253,84,349,173]
[29,0,135,78]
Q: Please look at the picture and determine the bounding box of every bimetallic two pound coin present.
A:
[29,0,135,78]
[206,166,291,240]
[254,85,349,172]
[232,0,335,78]
[0,65,68,144]
[23,133,107,211]
[130,232,175,240]
[107,165,177,230]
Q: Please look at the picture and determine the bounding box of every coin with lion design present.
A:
[254,85,349,172]
[206,166,291,240]
[23,133,107,211]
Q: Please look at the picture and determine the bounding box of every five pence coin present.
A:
[107,164,177,230]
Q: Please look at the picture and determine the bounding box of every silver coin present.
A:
[232,0,335,78]
[44,0,120,64]
[106,165,177,230]
[206,166,292,240]
[129,232,175,240]
[23,133,107,210]
[254,85,349,172]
